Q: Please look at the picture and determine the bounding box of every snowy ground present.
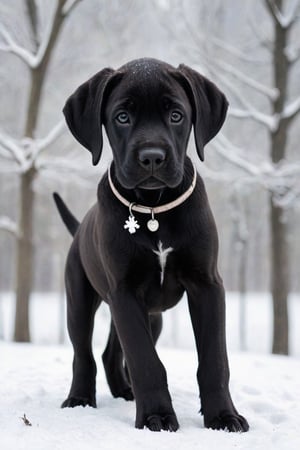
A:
[1,292,300,449]
[1,343,300,450]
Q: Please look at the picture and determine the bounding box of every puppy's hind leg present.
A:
[62,243,100,408]
[102,320,134,401]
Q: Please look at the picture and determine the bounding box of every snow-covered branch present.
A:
[285,44,300,63]
[0,121,66,173]
[229,94,300,129]
[31,7,57,68]
[248,10,274,52]
[0,12,54,68]
[37,120,65,151]
[214,134,267,177]
[208,35,268,64]
[229,107,279,131]
[212,133,300,208]
[0,145,15,160]
[265,0,300,29]
[22,120,66,162]
[36,156,96,182]
[205,64,279,131]
[275,161,300,177]
[0,216,18,237]
[0,24,37,67]
[275,184,300,208]
[62,0,82,16]
[214,59,279,101]
[0,0,81,69]
[0,132,26,168]
[282,96,300,120]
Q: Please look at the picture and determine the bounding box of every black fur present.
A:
[53,192,79,237]
[55,58,249,433]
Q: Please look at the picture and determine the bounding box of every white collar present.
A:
[107,164,197,234]
[108,164,197,215]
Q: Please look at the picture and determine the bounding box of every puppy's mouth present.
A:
[137,176,166,190]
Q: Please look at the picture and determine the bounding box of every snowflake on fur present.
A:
[124,215,140,234]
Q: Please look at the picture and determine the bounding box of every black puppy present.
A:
[54,58,249,433]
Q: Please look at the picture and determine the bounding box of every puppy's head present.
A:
[63,58,228,189]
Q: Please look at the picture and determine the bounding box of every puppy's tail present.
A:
[53,192,80,237]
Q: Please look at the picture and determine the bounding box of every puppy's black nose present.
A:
[138,148,166,171]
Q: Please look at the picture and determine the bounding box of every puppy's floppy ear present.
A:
[176,64,228,161]
[63,68,121,165]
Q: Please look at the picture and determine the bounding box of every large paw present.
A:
[205,411,249,432]
[61,396,96,408]
[135,388,178,432]
[136,413,179,432]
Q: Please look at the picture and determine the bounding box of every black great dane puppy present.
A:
[54,58,249,433]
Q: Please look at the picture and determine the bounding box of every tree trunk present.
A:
[270,200,289,354]
[13,0,68,342]
[268,0,291,355]
[14,168,36,341]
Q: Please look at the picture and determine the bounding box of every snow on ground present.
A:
[1,292,300,449]
[1,343,300,450]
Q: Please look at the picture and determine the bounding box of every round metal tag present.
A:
[147,219,159,232]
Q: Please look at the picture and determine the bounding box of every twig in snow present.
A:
[20,414,32,426]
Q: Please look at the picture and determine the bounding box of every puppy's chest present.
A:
[152,240,174,285]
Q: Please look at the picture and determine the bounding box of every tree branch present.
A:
[26,0,40,50]
[213,134,265,177]
[213,133,300,209]
[22,120,66,162]
[229,107,279,131]
[201,60,280,131]
[282,95,300,121]
[285,44,300,64]
[0,24,37,67]
[36,120,66,153]
[214,58,279,100]
[0,216,19,237]
[0,132,26,167]
[0,1,80,69]
[248,10,274,52]
[265,0,300,29]
[209,34,269,64]
[62,0,82,16]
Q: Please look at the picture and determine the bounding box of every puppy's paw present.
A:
[136,413,179,432]
[61,396,96,408]
[107,381,134,401]
[205,411,249,432]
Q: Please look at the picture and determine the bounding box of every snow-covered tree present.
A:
[165,0,300,355]
[0,0,81,342]
[0,0,168,343]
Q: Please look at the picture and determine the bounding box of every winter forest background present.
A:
[0,0,300,356]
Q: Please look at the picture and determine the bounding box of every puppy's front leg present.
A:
[186,277,249,432]
[108,286,179,432]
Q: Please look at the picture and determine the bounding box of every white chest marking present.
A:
[153,240,173,285]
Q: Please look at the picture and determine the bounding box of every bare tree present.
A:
[264,0,300,354]
[156,0,300,354]
[220,0,300,355]
[0,0,81,341]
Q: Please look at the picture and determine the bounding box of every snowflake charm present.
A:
[124,215,140,234]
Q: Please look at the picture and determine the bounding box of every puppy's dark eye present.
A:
[170,111,183,123]
[116,112,130,124]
